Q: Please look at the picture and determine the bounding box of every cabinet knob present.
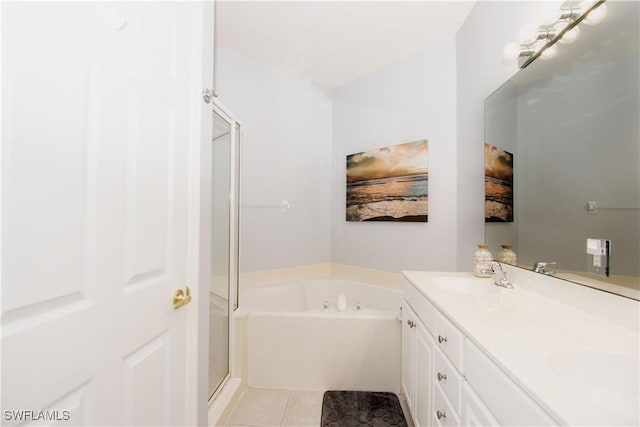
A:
[437,372,447,381]
[437,410,446,420]
[407,320,416,328]
[438,335,448,344]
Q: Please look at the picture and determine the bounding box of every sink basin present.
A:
[430,276,497,295]
[548,350,640,396]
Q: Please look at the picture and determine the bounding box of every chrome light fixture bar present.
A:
[503,0,608,68]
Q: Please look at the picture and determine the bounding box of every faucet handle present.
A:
[480,261,496,275]
[480,260,503,276]
[489,260,504,271]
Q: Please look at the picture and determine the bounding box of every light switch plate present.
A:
[587,238,610,277]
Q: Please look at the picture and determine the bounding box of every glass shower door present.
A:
[208,105,239,398]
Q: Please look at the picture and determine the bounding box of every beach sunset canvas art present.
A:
[485,143,514,222]
[346,140,428,222]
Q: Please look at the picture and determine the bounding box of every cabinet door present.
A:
[402,302,416,413]
[464,338,557,426]
[462,383,500,427]
[414,319,435,427]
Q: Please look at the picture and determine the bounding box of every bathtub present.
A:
[240,278,402,391]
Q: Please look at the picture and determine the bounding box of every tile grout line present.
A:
[223,386,248,427]
[279,390,293,427]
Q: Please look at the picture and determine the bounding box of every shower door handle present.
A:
[173,287,192,309]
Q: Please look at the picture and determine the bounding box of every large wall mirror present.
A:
[485,0,639,300]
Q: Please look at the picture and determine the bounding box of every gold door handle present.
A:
[173,287,192,309]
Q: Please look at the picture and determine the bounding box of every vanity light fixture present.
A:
[559,26,581,44]
[503,0,608,67]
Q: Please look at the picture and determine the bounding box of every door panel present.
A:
[124,88,174,288]
[122,333,170,426]
[2,5,96,319]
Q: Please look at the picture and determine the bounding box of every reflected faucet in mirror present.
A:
[533,261,556,276]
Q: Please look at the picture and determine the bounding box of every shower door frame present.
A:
[207,99,240,401]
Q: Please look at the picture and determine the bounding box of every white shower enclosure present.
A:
[202,101,240,400]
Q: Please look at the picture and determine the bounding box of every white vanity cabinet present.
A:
[402,278,559,427]
[403,281,464,427]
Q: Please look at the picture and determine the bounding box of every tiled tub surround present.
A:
[239,278,402,391]
[402,266,639,426]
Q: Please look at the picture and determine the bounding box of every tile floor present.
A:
[224,387,414,427]
[225,387,325,427]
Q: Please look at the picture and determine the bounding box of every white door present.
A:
[1,3,208,425]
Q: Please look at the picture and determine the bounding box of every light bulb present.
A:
[532,40,546,53]
[553,19,569,33]
[579,0,597,10]
[539,7,560,26]
[519,25,539,45]
[560,26,580,44]
[583,3,608,25]
[558,6,583,22]
[541,44,558,60]
[502,42,522,61]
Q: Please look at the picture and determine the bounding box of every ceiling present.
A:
[216,1,477,90]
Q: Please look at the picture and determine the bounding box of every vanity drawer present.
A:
[435,347,463,411]
[433,382,461,427]
[403,279,436,333]
[434,310,464,370]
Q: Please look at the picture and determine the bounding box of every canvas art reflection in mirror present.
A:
[485,143,514,223]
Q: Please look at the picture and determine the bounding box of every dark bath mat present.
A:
[321,390,408,427]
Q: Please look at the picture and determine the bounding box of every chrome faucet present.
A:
[533,261,556,275]
[482,261,513,289]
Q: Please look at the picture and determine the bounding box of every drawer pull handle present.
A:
[438,335,448,344]
[437,410,446,420]
[407,320,416,328]
[437,372,447,381]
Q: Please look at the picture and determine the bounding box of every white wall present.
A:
[216,49,333,272]
[331,38,458,272]
[217,1,564,275]
[455,1,560,270]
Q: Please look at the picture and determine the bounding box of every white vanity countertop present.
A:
[403,267,640,427]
